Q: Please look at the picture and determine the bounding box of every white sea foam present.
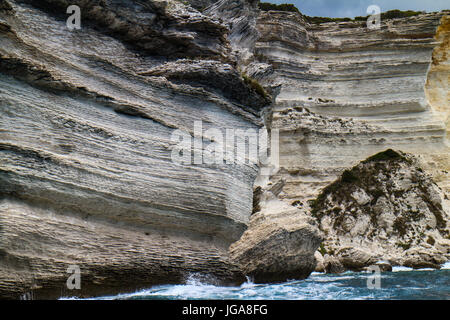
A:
[240,277,256,289]
[392,266,414,272]
[59,266,449,300]
[416,268,435,271]
[392,264,450,272]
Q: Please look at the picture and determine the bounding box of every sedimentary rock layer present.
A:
[426,14,450,136]
[1,0,449,297]
[228,3,450,272]
[250,9,450,203]
[0,0,267,298]
[205,0,261,63]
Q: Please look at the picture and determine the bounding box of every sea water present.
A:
[65,262,450,300]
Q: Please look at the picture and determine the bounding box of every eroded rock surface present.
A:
[251,10,450,203]
[0,0,449,299]
[426,14,450,134]
[0,0,267,299]
[238,5,450,273]
[309,150,450,271]
[230,197,322,283]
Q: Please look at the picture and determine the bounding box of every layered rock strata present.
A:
[0,0,268,298]
[237,5,450,272]
[426,13,450,133]
[250,10,450,202]
[206,0,261,63]
[0,0,449,298]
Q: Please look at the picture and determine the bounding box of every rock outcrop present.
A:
[185,0,218,11]
[139,59,270,112]
[206,0,261,63]
[18,0,230,59]
[229,184,322,283]
[308,149,450,271]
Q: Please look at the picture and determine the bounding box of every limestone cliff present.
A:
[0,0,268,299]
[249,9,450,200]
[0,0,449,299]
[426,14,450,138]
[241,5,450,273]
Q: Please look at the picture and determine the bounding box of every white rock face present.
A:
[229,6,450,272]
[229,197,322,283]
[205,0,261,63]
[250,10,450,204]
[426,14,450,135]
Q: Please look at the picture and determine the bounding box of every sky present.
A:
[266,0,450,18]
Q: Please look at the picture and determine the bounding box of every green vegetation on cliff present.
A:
[258,3,425,24]
[241,72,270,100]
[306,16,352,24]
[355,9,424,21]
[258,2,299,13]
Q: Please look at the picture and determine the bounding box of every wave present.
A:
[60,267,450,300]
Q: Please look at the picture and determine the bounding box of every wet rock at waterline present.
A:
[230,197,322,283]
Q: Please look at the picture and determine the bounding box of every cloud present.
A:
[267,0,449,18]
